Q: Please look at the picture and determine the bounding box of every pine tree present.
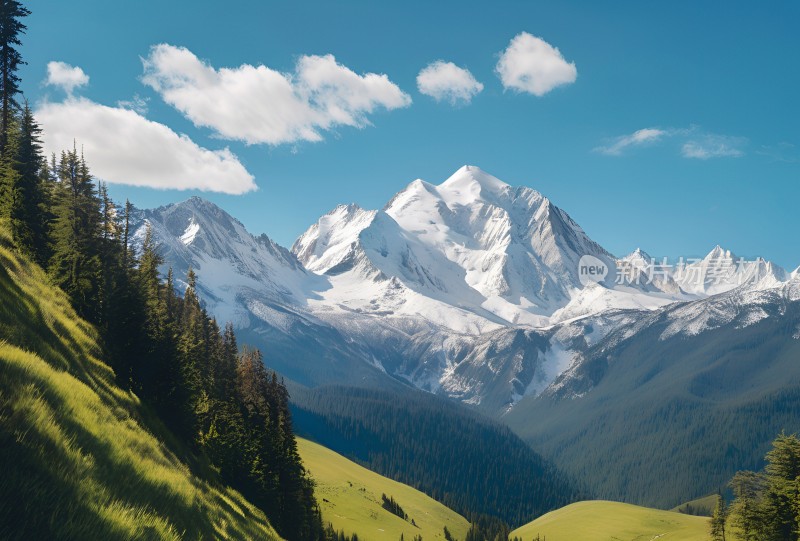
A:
[8,102,48,263]
[730,470,765,541]
[710,493,727,541]
[762,433,800,541]
[0,0,29,155]
[48,146,102,321]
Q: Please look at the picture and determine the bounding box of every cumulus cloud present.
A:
[36,96,256,194]
[595,126,746,159]
[594,128,667,156]
[495,32,577,96]
[141,44,412,145]
[45,61,89,94]
[416,60,483,105]
[681,135,746,159]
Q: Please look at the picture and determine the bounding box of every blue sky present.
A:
[20,1,800,268]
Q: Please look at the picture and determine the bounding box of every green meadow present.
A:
[509,500,709,541]
[297,437,470,541]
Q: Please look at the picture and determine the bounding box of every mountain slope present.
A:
[0,230,279,540]
[133,197,397,390]
[505,279,800,507]
[297,438,470,541]
[509,501,708,541]
[291,385,577,526]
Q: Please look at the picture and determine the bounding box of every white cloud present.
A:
[45,61,89,94]
[416,61,483,105]
[595,127,746,159]
[36,96,256,194]
[594,128,667,156]
[141,44,412,145]
[495,32,577,96]
[117,94,149,115]
[681,135,746,159]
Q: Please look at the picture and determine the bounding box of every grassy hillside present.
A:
[297,438,469,541]
[671,494,717,516]
[0,230,279,540]
[509,501,709,541]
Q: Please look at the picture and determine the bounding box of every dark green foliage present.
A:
[443,526,455,541]
[4,103,48,263]
[291,385,577,526]
[729,470,766,541]
[709,494,727,541]
[323,523,359,541]
[0,0,29,153]
[727,433,800,541]
[464,514,509,541]
[105,222,323,541]
[47,147,103,322]
[381,493,409,521]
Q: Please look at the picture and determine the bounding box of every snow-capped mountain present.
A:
[293,166,682,331]
[134,166,797,414]
[133,196,317,326]
[674,245,789,296]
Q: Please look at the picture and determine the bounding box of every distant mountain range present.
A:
[132,165,800,505]
[132,165,798,414]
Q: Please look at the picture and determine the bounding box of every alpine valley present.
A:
[133,165,800,508]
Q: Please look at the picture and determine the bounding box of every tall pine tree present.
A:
[0,0,29,155]
[8,102,48,263]
[48,146,102,321]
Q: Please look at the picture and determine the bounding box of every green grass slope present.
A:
[509,501,709,541]
[297,438,470,541]
[671,494,717,516]
[0,231,279,540]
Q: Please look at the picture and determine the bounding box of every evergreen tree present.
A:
[8,102,48,263]
[730,470,765,541]
[48,146,102,321]
[0,0,29,154]
[762,433,800,541]
[728,434,800,541]
[710,493,727,541]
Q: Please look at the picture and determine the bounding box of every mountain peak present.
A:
[438,165,512,204]
[622,247,653,262]
[704,245,735,261]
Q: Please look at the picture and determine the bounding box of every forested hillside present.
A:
[291,385,579,526]
[506,303,800,509]
[0,227,279,540]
